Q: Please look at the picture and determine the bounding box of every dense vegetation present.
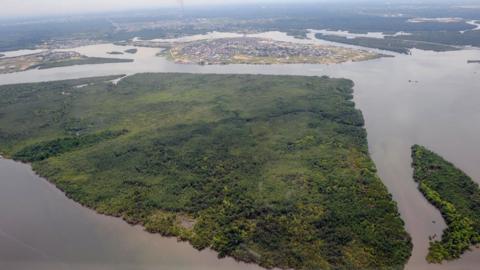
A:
[0,74,412,269]
[13,130,128,162]
[34,57,133,69]
[315,34,459,54]
[411,145,480,263]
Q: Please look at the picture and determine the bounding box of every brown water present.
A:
[0,158,267,270]
[0,32,479,269]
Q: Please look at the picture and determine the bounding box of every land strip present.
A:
[0,51,133,74]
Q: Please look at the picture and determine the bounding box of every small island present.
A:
[107,51,124,55]
[154,37,383,65]
[0,73,411,270]
[467,60,480,64]
[411,145,480,263]
[0,51,133,74]
[124,48,138,54]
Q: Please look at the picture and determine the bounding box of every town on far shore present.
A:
[124,36,385,65]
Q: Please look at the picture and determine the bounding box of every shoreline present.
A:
[0,155,273,269]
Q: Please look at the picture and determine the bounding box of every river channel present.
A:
[1,31,479,270]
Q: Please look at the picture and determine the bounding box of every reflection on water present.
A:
[0,32,479,270]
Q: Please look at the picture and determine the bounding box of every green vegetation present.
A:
[0,74,411,269]
[315,34,459,54]
[13,130,128,162]
[35,57,133,69]
[411,145,480,263]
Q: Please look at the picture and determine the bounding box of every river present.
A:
[0,31,479,270]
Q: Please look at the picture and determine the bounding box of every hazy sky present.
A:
[1,0,465,18]
[1,0,311,18]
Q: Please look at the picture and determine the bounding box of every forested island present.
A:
[0,74,411,269]
[124,48,138,54]
[411,145,480,263]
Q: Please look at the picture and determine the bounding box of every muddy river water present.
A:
[1,31,479,270]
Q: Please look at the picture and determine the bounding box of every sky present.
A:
[0,0,468,18]
[0,0,312,18]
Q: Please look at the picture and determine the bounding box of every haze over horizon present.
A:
[1,0,472,19]
[0,0,303,18]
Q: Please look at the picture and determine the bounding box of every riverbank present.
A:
[0,157,270,270]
